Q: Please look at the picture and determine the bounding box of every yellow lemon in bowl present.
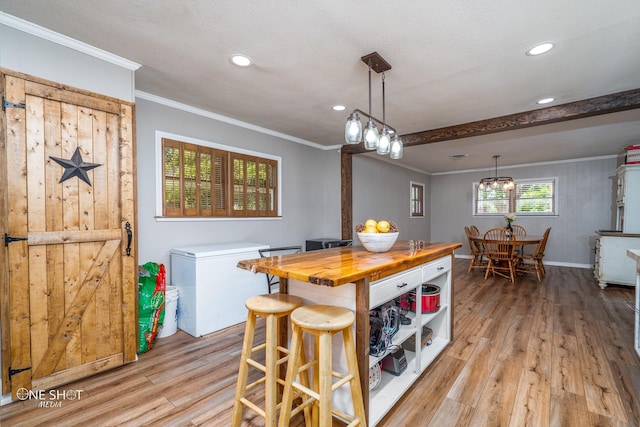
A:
[365,219,377,229]
[376,220,391,233]
[364,225,379,233]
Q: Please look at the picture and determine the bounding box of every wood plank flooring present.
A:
[1,259,639,426]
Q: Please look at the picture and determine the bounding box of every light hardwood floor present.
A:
[1,259,639,426]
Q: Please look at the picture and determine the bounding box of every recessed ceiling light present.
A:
[526,42,555,56]
[230,54,252,67]
[332,105,346,111]
[537,97,555,105]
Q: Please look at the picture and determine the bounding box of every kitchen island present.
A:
[237,240,461,425]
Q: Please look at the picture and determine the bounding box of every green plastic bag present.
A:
[137,262,166,354]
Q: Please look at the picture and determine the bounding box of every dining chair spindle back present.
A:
[465,226,487,273]
[515,227,551,282]
[483,228,517,283]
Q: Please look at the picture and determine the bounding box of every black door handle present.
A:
[125,222,132,256]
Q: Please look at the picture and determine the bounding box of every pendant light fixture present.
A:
[478,155,515,190]
[344,52,403,160]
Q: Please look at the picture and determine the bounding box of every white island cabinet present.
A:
[236,241,461,426]
[288,254,452,425]
[171,242,268,337]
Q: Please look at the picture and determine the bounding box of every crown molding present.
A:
[0,12,140,70]
[135,90,329,150]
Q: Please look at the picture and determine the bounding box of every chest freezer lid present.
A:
[170,242,269,258]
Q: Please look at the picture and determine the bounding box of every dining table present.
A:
[469,233,544,279]
[469,233,544,249]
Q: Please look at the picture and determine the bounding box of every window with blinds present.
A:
[474,178,556,216]
[162,138,278,218]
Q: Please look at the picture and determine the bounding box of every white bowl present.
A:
[357,232,399,253]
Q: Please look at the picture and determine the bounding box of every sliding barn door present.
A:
[0,69,137,398]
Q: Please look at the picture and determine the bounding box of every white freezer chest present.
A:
[170,242,268,337]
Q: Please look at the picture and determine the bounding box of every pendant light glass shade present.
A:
[345,112,362,144]
[377,127,391,155]
[343,52,403,160]
[363,120,379,150]
[390,134,403,159]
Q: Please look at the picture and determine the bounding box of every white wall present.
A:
[430,156,619,267]
[135,97,341,269]
[0,17,137,102]
[353,155,431,242]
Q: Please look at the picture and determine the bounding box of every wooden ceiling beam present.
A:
[342,88,640,154]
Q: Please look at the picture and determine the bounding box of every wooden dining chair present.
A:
[510,224,526,237]
[483,228,517,283]
[464,226,487,273]
[509,224,527,255]
[515,227,551,282]
[258,246,302,293]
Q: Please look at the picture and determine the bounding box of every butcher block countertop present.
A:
[237,241,462,287]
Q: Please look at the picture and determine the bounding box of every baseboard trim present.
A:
[454,253,592,269]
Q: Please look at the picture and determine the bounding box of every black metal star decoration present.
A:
[50,147,102,186]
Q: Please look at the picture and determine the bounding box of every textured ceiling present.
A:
[2,0,640,173]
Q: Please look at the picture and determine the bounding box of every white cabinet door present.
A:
[595,236,640,288]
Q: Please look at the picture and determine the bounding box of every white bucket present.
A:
[158,286,179,338]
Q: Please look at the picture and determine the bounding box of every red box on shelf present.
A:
[626,145,640,164]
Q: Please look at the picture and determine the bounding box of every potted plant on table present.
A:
[504,212,516,232]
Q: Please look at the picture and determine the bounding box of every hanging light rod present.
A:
[344,52,403,160]
[479,155,515,190]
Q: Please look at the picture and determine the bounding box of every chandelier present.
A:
[479,155,515,190]
[344,52,403,160]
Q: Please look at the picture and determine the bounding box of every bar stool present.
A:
[278,304,367,427]
[231,293,306,427]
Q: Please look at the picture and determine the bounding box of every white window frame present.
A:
[473,177,558,217]
[155,130,282,221]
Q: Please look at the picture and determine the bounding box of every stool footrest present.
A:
[239,397,266,418]
[331,372,354,392]
[245,376,266,392]
[291,382,320,401]
[332,408,363,427]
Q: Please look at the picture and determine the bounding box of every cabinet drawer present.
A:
[422,256,451,282]
[370,268,421,308]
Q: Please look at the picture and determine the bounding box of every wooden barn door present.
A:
[0,70,137,398]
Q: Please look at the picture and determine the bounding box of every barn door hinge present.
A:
[4,233,27,246]
[2,97,26,111]
[8,366,31,378]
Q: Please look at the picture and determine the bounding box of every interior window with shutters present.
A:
[474,178,556,216]
[161,137,279,218]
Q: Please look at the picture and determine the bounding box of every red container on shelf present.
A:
[626,145,640,164]
[409,284,440,313]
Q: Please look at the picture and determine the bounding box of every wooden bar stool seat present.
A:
[278,304,367,427]
[231,293,306,427]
